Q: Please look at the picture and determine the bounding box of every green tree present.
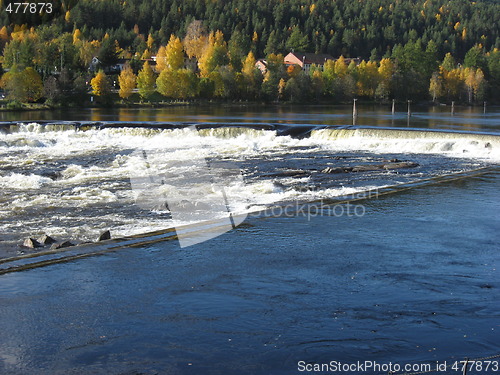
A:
[137,61,156,100]
[1,66,43,102]
[286,27,309,52]
[241,51,262,99]
[442,53,456,71]
[228,30,248,71]
[464,45,486,70]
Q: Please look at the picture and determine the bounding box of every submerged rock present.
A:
[382,162,419,170]
[323,162,419,174]
[321,167,353,174]
[50,241,75,250]
[37,234,57,246]
[351,165,383,172]
[23,238,42,248]
[98,230,111,241]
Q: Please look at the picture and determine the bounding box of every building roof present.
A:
[285,52,335,65]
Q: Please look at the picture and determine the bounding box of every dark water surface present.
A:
[0,106,499,374]
[1,104,499,133]
[0,172,498,375]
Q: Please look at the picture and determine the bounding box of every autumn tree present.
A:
[429,72,444,102]
[156,46,168,72]
[183,20,208,60]
[165,34,184,71]
[137,61,156,100]
[464,68,485,103]
[375,58,394,100]
[356,60,379,98]
[156,69,198,99]
[241,51,261,99]
[118,64,136,99]
[91,70,111,97]
[198,31,229,77]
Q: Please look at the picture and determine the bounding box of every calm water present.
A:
[0,104,499,133]
[0,106,499,374]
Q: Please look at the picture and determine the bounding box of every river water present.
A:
[0,105,499,374]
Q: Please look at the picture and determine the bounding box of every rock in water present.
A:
[383,162,419,170]
[23,238,42,248]
[37,234,57,246]
[50,241,74,250]
[98,230,111,241]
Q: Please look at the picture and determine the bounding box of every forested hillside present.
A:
[0,0,498,104]
[24,0,500,59]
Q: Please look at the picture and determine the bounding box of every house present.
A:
[89,57,129,74]
[284,52,335,73]
[255,59,268,74]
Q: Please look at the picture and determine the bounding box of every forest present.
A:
[0,0,498,105]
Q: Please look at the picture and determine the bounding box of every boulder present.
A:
[37,234,57,246]
[98,230,111,241]
[23,238,42,248]
[50,241,74,250]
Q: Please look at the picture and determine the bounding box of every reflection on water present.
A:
[1,105,499,133]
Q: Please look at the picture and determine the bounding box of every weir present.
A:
[0,166,497,275]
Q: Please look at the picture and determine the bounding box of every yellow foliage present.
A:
[334,56,348,77]
[118,64,136,99]
[0,26,9,41]
[137,61,156,99]
[165,34,184,70]
[147,34,155,50]
[91,71,110,97]
[156,46,168,72]
[378,58,394,82]
[141,49,151,60]
[287,65,301,78]
[73,29,82,45]
[242,51,256,77]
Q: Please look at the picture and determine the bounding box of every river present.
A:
[0,105,498,374]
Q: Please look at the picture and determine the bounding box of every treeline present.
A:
[0,0,499,105]
[47,0,500,60]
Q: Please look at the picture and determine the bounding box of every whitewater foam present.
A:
[311,128,500,162]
